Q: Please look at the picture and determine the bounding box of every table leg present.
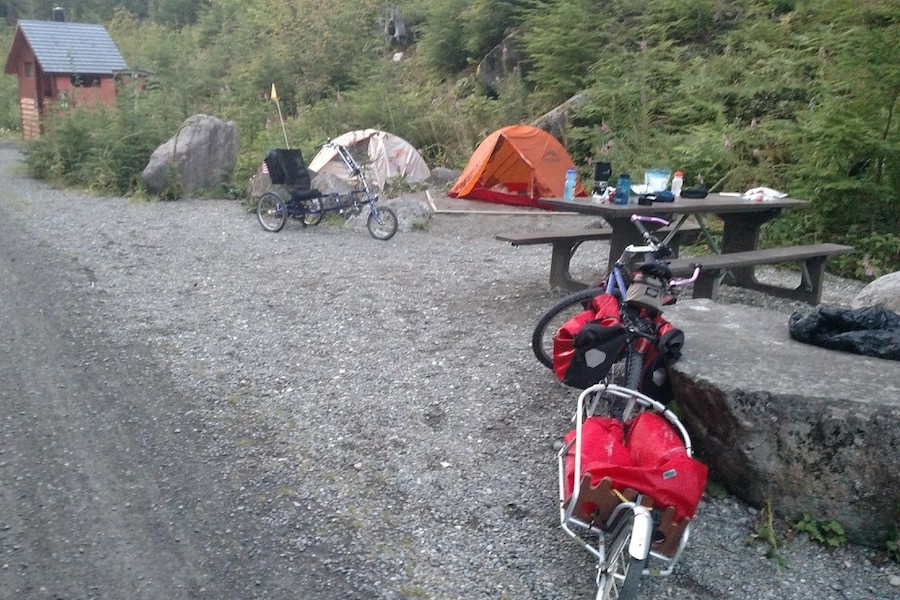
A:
[605,217,643,272]
[719,209,782,285]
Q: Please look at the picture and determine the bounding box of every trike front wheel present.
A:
[257,192,288,233]
[367,206,398,240]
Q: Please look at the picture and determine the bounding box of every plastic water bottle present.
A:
[614,173,631,205]
[564,169,576,201]
[671,171,684,198]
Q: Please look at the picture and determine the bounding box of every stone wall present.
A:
[664,300,900,545]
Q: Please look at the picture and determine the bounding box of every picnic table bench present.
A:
[667,243,854,305]
[496,221,702,291]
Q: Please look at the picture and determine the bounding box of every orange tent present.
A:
[448,125,586,208]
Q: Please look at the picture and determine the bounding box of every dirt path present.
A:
[0,145,360,599]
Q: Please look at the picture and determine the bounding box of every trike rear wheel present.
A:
[531,287,605,369]
[301,198,323,227]
[367,206,398,240]
[257,192,288,233]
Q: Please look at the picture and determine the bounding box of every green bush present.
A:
[24,99,171,195]
[9,0,898,276]
[794,513,847,548]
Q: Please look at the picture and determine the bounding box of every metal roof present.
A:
[16,20,127,74]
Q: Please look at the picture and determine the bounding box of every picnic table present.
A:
[536,193,852,304]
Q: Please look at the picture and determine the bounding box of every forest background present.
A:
[0,0,896,279]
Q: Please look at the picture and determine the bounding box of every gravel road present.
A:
[0,140,896,600]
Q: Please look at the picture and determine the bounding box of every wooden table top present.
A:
[538,193,809,217]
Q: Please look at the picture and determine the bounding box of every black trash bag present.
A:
[788,305,900,361]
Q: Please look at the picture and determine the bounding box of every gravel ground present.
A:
[2,141,897,600]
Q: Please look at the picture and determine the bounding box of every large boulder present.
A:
[531,91,589,142]
[428,167,461,188]
[142,114,239,198]
[476,37,524,94]
[664,300,900,546]
[852,271,900,312]
[345,192,430,233]
[248,163,272,204]
[311,171,353,196]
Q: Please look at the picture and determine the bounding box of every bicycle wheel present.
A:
[597,347,645,421]
[531,287,605,369]
[301,198,323,227]
[367,206,398,240]
[257,192,288,233]
[621,346,644,390]
[599,511,644,600]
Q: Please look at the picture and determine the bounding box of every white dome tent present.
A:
[308,129,430,191]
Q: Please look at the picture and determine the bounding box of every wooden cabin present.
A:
[4,19,127,138]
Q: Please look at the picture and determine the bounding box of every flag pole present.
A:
[270,83,290,148]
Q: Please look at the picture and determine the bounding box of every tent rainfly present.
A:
[448,124,585,208]
[308,129,430,191]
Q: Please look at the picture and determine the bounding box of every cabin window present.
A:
[24,62,33,78]
[71,74,101,87]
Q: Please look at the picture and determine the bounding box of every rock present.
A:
[531,92,590,142]
[664,300,900,546]
[345,192,430,233]
[428,167,460,188]
[311,172,353,196]
[142,114,239,198]
[476,37,524,94]
[852,271,900,312]
[384,6,409,46]
[248,163,272,204]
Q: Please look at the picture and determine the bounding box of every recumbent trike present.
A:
[256,141,398,240]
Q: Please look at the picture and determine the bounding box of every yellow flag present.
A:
[270,83,278,102]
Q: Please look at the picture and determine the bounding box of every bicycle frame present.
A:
[325,141,392,225]
[605,215,700,300]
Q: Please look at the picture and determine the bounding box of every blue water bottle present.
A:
[564,169,576,201]
[614,173,631,205]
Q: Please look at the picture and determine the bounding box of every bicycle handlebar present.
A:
[669,265,702,288]
[630,214,670,228]
[629,214,670,247]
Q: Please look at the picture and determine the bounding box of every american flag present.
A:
[261,161,269,175]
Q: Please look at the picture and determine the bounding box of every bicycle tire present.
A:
[531,287,605,369]
[257,192,287,233]
[600,511,645,600]
[367,206,398,240]
[622,345,643,391]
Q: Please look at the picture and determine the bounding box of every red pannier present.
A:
[552,293,685,397]
[553,294,627,387]
[563,412,707,522]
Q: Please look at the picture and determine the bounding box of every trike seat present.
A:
[263,147,319,189]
